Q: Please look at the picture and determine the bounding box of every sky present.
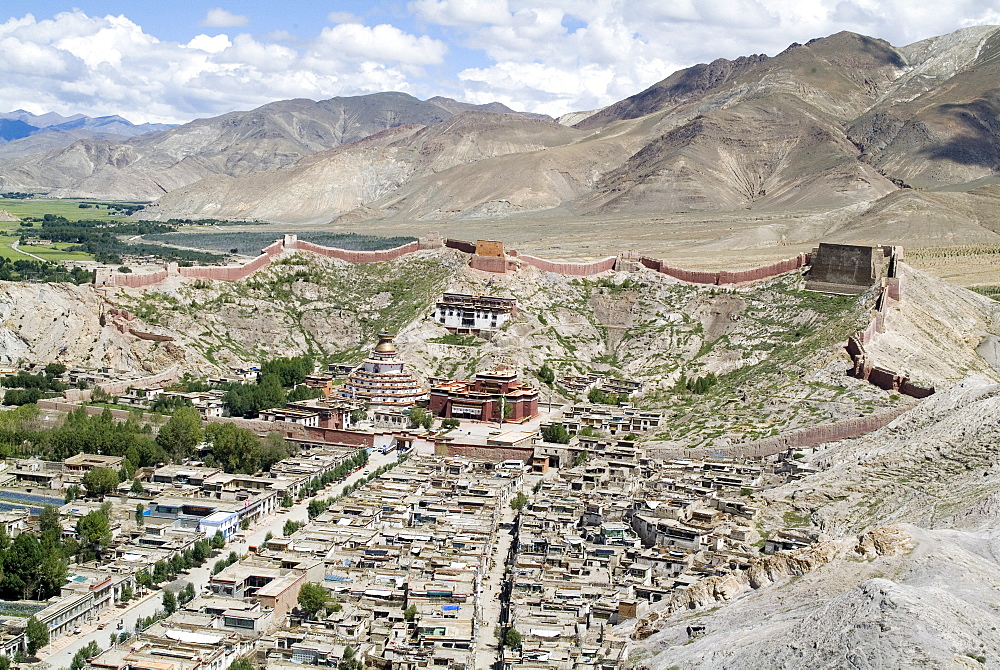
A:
[2,1,999,125]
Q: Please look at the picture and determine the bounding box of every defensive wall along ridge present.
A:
[92,231,815,290]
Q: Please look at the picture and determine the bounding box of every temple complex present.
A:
[428,364,539,422]
[337,333,428,410]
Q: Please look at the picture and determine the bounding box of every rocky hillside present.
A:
[629,378,1000,669]
[2,248,996,446]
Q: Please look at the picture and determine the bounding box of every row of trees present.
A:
[0,257,92,285]
[0,404,171,466]
[23,216,223,265]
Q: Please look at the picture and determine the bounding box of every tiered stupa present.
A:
[338,333,428,409]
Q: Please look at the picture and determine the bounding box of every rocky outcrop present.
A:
[632,526,912,641]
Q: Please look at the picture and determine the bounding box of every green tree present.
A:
[229,656,254,670]
[68,641,100,670]
[541,423,570,444]
[537,363,555,385]
[504,627,522,650]
[260,355,313,387]
[2,532,44,599]
[38,505,62,547]
[152,560,168,584]
[260,432,291,471]
[407,407,427,429]
[287,384,323,402]
[281,492,293,508]
[440,417,460,430]
[81,467,120,497]
[155,405,203,462]
[135,503,145,526]
[120,583,133,602]
[181,582,196,604]
[191,541,209,564]
[43,362,66,377]
[25,616,48,656]
[211,531,226,550]
[131,478,144,495]
[77,510,112,559]
[206,422,261,474]
[297,581,329,617]
[136,570,152,589]
[510,492,528,511]
[162,589,177,615]
[64,483,81,503]
[340,645,362,670]
[404,604,417,621]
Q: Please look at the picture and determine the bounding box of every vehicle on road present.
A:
[73,627,82,634]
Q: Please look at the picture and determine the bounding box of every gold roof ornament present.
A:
[374,332,397,353]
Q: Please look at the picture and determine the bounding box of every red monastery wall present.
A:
[445,239,477,254]
[517,255,618,276]
[290,239,419,262]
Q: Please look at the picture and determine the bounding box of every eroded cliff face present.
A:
[0,281,185,372]
[632,525,912,641]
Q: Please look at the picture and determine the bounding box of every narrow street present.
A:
[474,483,522,670]
[41,449,398,663]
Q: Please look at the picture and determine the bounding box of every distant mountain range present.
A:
[2,26,1000,242]
[0,110,174,143]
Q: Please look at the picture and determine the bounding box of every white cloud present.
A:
[186,34,232,54]
[317,23,447,65]
[327,12,359,24]
[409,0,512,26]
[200,8,249,28]
[2,2,1000,126]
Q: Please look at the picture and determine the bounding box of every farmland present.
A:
[142,231,418,256]
[0,197,144,222]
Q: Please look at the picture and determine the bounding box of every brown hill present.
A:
[0,92,532,200]
[7,27,1000,249]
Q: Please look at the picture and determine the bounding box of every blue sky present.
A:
[2,1,999,124]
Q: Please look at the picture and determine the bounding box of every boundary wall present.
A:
[93,232,813,290]
[654,404,911,461]
[516,254,618,277]
[640,253,810,286]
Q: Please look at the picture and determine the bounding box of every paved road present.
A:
[42,449,398,663]
[10,240,45,262]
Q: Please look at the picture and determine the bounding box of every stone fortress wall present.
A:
[93,232,814,289]
[842,247,934,399]
[656,403,911,460]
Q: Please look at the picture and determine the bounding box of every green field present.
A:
[0,229,93,263]
[0,197,143,222]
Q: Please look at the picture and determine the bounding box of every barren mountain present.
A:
[134,27,1000,235]
[0,110,174,163]
[0,93,531,200]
